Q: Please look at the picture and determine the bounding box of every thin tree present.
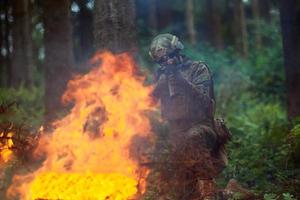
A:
[4,0,12,87]
[251,0,271,50]
[43,0,74,122]
[233,0,249,58]
[252,0,262,49]
[206,0,224,49]
[11,0,33,87]
[93,0,137,53]
[148,0,158,35]
[259,0,271,22]
[186,0,197,45]
[0,3,4,87]
[75,0,93,63]
[30,1,43,71]
[156,1,173,31]
[279,0,300,120]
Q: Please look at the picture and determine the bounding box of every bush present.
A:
[0,86,44,128]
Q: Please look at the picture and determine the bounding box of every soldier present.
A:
[149,33,229,200]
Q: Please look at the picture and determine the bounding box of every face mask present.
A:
[157,53,179,67]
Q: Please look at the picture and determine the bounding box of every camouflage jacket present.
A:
[153,56,215,125]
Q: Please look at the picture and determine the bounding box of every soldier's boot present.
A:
[198,179,216,200]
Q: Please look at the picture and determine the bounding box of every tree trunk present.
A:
[0,4,4,87]
[207,0,224,49]
[148,0,158,35]
[186,0,197,45]
[11,0,33,88]
[157,1,173,30]
[4,0,12,87]
[30,1,42,72]
[44,0,74,123]
[259,0,271,22]
[233,0,248,58]
[252,0,262,50]
[93,0,137,53]
[75,0,93,63]
[279,0,300,120]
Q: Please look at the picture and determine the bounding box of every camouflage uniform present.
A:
[150,34,226,199]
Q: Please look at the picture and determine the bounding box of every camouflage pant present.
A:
[169,121,224,180]
[154,122,225,199]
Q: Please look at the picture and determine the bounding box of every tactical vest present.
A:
[158,60,214,122]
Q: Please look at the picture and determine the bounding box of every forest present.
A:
[0,0,299,199]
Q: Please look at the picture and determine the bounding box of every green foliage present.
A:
[229,192,245,200]
[0,86,44,128]
[223,102,291,191]
[264,193,277,200]
[263,193,297,200]
[291,124,300,136]
[248,19,285,102]
[283,193,297,200]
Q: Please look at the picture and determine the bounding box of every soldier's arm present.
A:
[181,62,213,104]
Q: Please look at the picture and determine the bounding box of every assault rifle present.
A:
[156,64,182,97]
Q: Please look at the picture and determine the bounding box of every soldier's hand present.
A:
[169,72,186,86]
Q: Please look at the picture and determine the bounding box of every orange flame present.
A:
[0,131,14,163]
[8,52,155,200]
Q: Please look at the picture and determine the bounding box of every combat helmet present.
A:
[149,33,184,62]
